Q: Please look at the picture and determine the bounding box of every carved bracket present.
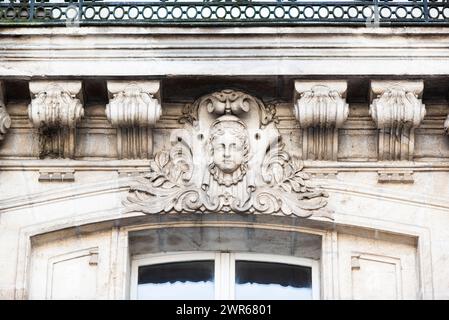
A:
[294,81,349,161]
[370,80,426,161]
[124,89,332,219]
[106,81,161,159]
[28,81,84,159]
[0,81,11,142]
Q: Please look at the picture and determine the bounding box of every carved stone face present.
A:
[211,130,245,174]
[209,116,248,177]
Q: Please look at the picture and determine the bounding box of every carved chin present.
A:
[216,163,240,174]
[210,163,247,187]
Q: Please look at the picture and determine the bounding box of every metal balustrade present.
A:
[0,0,448,26]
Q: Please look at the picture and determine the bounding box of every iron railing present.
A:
[0,0,448,26]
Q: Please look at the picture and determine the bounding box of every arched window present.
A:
[130,252,320,300]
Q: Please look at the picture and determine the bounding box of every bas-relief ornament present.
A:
[369,81,425,161]
[125,89,332,219]
[106,81,161,159]
[294,81,349,161]
[0,81,11,141]
[28,81,84,159]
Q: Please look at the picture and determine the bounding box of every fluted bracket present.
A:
[28,81,84,159]
[106,81,162,159]
[0,81,11,142]
[369,80,425,161]
[294,81,349,161]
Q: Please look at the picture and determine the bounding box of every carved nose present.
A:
[223,147,231,158]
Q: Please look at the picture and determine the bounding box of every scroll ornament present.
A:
[124,90,332,219]
[28,83,84,128]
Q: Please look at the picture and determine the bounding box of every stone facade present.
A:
[1,26,449,300]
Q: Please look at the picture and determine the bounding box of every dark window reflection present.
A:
[235,261,313,300]
[137,261,214,300]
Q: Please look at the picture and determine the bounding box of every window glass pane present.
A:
[235,261,313,300]
[137,260,214,300]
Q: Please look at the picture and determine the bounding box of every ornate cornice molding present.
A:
[125,89,331,219]
[4,27,449,77]
[369,80,425,161]
[293,81,348,161]
[106,81,162,159]
[0,81,11,142]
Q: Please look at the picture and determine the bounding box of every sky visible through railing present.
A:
[0,0,448,26]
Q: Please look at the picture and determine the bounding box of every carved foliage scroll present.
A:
[125,89,331,219]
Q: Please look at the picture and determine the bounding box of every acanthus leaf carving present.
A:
[124,89,332,219]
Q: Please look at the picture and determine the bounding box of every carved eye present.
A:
[198,134,204,140]
[177,137,182,142]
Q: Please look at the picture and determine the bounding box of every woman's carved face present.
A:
[211,130,245,174]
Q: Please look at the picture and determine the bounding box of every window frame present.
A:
[130,251,320,300]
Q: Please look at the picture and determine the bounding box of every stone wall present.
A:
[1,26,449,300]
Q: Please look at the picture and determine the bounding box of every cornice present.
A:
[1,159,449,171]
[2,27,449,76]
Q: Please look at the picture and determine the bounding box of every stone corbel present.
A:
[294,80,349,161]
[369,80,425,161]
[105,81,161,159]
[0,81,11,142]
[28,81,84,159]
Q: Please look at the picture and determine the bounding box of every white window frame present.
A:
[130,251,320,300]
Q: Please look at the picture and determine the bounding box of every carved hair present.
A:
[209,116,249,157]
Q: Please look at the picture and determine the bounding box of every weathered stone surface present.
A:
[125,89,330,218]
[370,80,426,161]
[105,81,162,159]
[294,81,348,160]
[0,81,11,142]
[28,81,84,159]
[0,27,448,301]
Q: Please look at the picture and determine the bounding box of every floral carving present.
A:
[125,89,331,219]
